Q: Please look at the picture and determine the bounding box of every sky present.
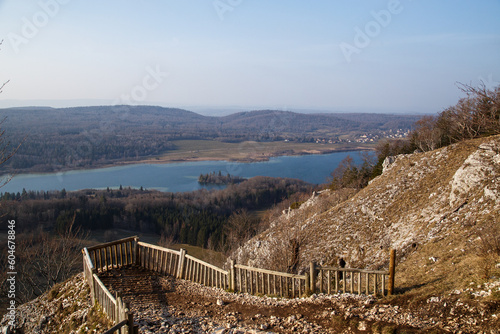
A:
[0,0,499,115]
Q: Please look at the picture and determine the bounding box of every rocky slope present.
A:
[232,135,500,330]
[0,273,113,334]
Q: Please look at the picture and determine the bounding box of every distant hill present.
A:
[0,105,421,172]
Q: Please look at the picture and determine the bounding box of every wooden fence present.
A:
[82,237,396,333]
[136,241,180,277]
[233,263,308,298]
[183,253,230,289]
[310,250,396,296]
[83,237,138,334]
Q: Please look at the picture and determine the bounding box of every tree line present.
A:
[198,171,246,185]
[0,176,312,251]
[329,83,500,190]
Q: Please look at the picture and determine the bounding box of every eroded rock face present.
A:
[381,154,403,174]
[449,139,500,207]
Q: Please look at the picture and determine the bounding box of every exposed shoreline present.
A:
[1,141,374,176]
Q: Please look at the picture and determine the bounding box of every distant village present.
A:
[308,128,410,144]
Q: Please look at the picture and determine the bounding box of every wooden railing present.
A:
[233,263,307,298]
[82,237,138,334]
[83,237,396,332]
[314,267,389,296]
[310,249,396,296]
[136,241,180,277]
[86,236,137,273]
[183,253,230,289]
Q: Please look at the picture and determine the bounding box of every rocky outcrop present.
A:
[449,139,500,207]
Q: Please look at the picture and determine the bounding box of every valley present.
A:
[0,106,413,173]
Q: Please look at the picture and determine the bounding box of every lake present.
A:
[0,151,365,193]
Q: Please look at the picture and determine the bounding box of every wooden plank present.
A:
[195,262,200,283]
[118,243,123,267]
[137,241,181,255]
[185,258,190,280]
[113,244,118,268]
[123,241,128,265]
[235,264,306,280]
[256,272,260,294]
[319,270,323,293]
[366,273,369,295]
[327,270,331,294]
[87,236,138,251]
[185,254,228,274]
[103,247,108,270]
[358,272,361,295]
[238,268,242,293]
[350,272,354,293]
[91,251,97,271]
[319,266,389,275]
[97,248,102,272]
[388,249,396,295]
[161,250,166,275]
[244,270,248,293]
[154,249,159,272]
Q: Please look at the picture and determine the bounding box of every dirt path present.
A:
[98,266,423,333]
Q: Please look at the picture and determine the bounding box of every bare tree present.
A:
[411,115,443,152]
[0,39,22,187]
[225,209,257,256]
[16,216,88,302]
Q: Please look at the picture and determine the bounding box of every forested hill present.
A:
[0,105,421,172]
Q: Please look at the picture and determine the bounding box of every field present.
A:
[138,139,373,165]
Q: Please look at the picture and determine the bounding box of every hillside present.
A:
[233,135,500,331]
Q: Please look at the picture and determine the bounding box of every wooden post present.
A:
[230,259,236,291]
[305,273,310,295]
[133,237,139,265]
[388,249,396,295]
[309,262,316,294]
[126,308,133,334]
[177,248,186,279]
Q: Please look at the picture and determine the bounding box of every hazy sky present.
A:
[1,0,499,114]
